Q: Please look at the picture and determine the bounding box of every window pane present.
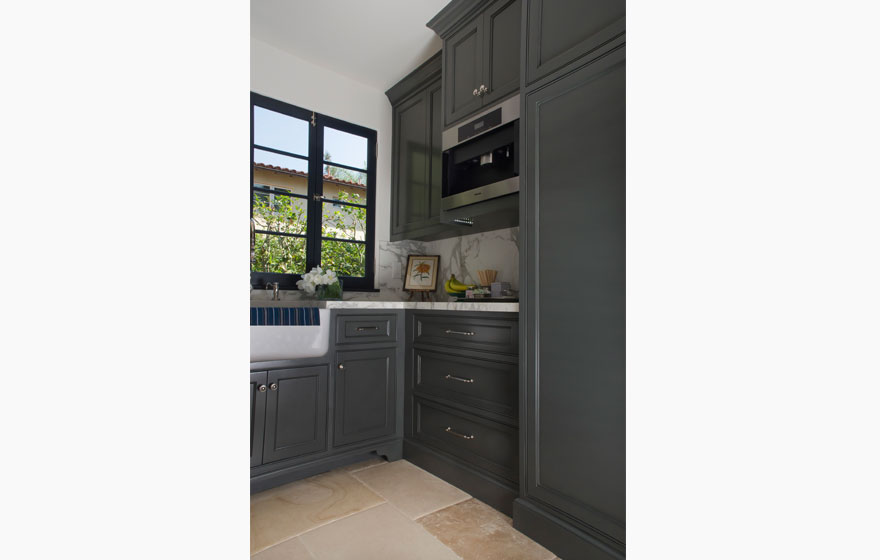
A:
[321,240,365,277]
[253,192,308,235]
[323,127,368,171]
[253,106,309,157]
[322,200,366,241]
[252,233,306,274]
[321,173,367,205]
[253,150,309,196]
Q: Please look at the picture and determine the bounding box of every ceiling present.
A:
[251,0,450,92]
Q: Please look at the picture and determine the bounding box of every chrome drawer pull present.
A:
[444,374,475,384]
[445,427,475,440]
[356,326,379,331]
[444,329,475,336]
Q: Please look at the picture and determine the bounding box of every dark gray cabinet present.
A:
[404,311,519,515]
[524,0,625,85]
[516,36,626,560]
[386,53,443,241]
[333,348,396,447]
[261,366,329,464]
[250,371,268,467]
[432,0,522,127]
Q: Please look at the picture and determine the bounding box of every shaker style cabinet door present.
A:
[479,0,521,108]
[262,366,328,464]
[391,91,430,235]
[443,17,484,127]
[521,45,626,549]
[333,348,396,447]
[525,0,625,84]
[250,371,268,467]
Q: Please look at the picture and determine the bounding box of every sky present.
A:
[253,106,368,174]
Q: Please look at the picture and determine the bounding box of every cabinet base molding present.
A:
[512,498,624,560]
[403,438,517,515]
[251,438,402,494]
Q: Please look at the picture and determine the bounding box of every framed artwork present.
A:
[404,255,440,291]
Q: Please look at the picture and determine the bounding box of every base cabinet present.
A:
[333,348,396,447]
[262,366,329,464]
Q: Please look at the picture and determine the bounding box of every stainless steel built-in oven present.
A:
[441,95,519,211]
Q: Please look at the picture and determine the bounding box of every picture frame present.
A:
[403,255,440,291]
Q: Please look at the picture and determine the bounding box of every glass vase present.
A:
[315,279,343,300]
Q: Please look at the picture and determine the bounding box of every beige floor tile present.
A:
[251,470,385,554]
[351,460,470,519]
[299,502,462,560]
[251,537,316,560]
[418,499,555,560]
[337,456,386,473]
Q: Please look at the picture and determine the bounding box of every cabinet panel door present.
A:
[444,18,484,127]
[334,348,396,447]
[481,0,521,107]
[428,81,443,220]
[391,91,430,235]
[525,0,625,84]
[250,371,268,467]
[262,366,328,464]
[523,46,626,543]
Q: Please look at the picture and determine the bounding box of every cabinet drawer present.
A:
[412,314,517,354]
[414,398,518,482]
[414,349,517,419]
[336,314,397,345]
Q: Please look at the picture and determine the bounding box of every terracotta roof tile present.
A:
[254,162,366,188]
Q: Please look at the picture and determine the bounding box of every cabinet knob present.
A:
[473,87,480,96]
[338,364,345,369]
[269,383,278,391]
[258,384,267,392]
[479,84,488,95]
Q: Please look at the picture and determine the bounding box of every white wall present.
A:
[250,38,392,247]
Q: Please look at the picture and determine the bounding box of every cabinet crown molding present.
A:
[385,51,441,105]
[426,0,492,38]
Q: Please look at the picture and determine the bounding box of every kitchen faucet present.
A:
[267,282,280,301]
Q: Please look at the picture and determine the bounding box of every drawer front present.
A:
[414,349,517,419]
[412,314,517,354]
[336,314,397,345]
[414,398,518,482]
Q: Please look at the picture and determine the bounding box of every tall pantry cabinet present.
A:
[515,1,626,559]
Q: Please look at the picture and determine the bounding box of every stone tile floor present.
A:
[251,458,558,559]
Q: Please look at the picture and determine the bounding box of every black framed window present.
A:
[250,92,376,291]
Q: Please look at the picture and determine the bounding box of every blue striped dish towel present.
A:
[250,307,320,326]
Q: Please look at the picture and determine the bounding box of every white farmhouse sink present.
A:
[250,309,331,362]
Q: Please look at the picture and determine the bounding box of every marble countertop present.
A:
[249,299,519,313]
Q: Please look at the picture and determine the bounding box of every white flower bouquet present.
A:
[296,267,342,299]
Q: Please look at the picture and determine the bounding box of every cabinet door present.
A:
[250,371,268,467]
[444,17,484,127]
[427,80,443,220]
[525,0,625,84]
[480,0,521,107]
[391,91,430,235]
[262,366,328,464]
[333,348,396,447]
[522,46,626,544]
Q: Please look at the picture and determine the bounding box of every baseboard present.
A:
[251,438,403,494]
[513,498,625,560]
[403,438,518,516]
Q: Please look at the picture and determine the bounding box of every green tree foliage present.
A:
[252,167,367,278]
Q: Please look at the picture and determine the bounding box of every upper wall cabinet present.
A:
[524,0,625,85]
[429,0,522,128]
[385,53,443,241]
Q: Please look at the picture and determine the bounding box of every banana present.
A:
[444,277,466,296]
[448,274,475,292]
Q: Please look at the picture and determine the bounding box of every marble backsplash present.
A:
[251,227,519,303]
